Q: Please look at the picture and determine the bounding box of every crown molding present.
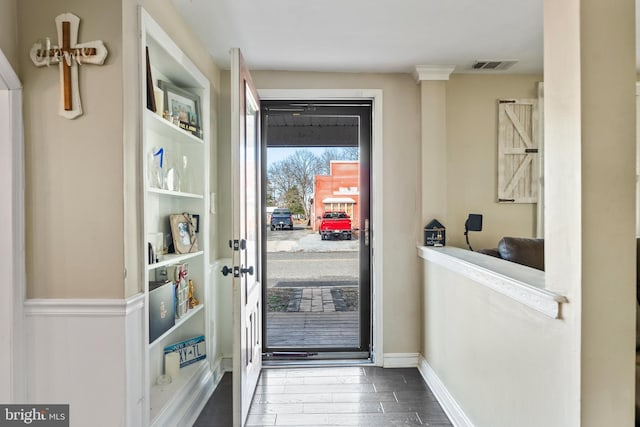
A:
[413,65,456,82]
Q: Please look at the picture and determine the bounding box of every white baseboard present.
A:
[221,356,233,372]
[383,352,420,368]
[153,361,213,427]
[418,356,474,427]
[210,356,227,384]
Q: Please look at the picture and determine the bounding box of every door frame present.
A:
[258,89,383,365]
[0,49,26,401]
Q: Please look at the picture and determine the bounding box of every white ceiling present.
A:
[172,0,639,75]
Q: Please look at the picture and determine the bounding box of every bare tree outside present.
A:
[317,147,359,175]
[267,147,358,219]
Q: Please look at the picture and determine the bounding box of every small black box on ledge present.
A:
[424,219,445,246]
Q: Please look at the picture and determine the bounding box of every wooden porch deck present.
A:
[266,311,359,348]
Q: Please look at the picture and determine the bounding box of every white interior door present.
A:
[231,48,262,427]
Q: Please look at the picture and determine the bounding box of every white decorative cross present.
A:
[30,13,108,119]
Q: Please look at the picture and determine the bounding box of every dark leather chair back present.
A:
[498,237,545,271]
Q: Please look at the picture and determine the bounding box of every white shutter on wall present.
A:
[497,98,539,203]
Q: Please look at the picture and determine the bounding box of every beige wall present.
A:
[219,70,424,354]
[419,72,579,427]
[421,2,635,426]
[17,0,220,298]
[18,0,124,298]
[227,71,544,354]
[0,0,18,73]
[444,74,542,250]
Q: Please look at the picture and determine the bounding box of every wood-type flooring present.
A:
[194,366,452,426]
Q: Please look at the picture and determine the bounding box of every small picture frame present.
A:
[169,213,198,254]
[158,80,202,139]
[147,232,164,263]
[191,214,200,233]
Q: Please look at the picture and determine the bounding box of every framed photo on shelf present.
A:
[169,213,199,254]
[158,80,202,138]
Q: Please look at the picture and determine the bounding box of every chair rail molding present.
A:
[419,246,567,319]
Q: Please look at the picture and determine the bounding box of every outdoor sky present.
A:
[266,147,328,168]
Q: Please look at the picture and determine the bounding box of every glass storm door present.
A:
[260,100,372,359]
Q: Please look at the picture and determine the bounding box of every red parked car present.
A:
[319,211,352,240]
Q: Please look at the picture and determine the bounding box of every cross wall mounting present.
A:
[30,13,108,119]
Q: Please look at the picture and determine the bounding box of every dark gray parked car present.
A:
[270,208,293,230]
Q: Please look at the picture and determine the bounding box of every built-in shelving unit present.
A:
[140,9,212,426]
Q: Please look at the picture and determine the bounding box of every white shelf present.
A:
[147,251,204,271]
[149,358,209,424]
[146,109,203,145]
[147,187,203,199]
[148,304,204,349]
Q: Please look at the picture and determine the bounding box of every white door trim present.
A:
[258,88,384,365]
[0,48,26,402]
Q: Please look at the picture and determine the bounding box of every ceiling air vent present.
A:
[471,60,518,71]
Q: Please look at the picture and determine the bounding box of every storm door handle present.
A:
[240,265,254,276]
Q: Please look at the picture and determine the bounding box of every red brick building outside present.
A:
[312,161,360,232]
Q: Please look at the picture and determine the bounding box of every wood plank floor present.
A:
[266,312,359,348]
[194,366,453,426]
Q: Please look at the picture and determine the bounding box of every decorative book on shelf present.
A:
[164,335,206,368]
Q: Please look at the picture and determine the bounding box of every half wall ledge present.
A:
[418,246,568,319]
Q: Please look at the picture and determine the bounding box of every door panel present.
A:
[231,48,262,427]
